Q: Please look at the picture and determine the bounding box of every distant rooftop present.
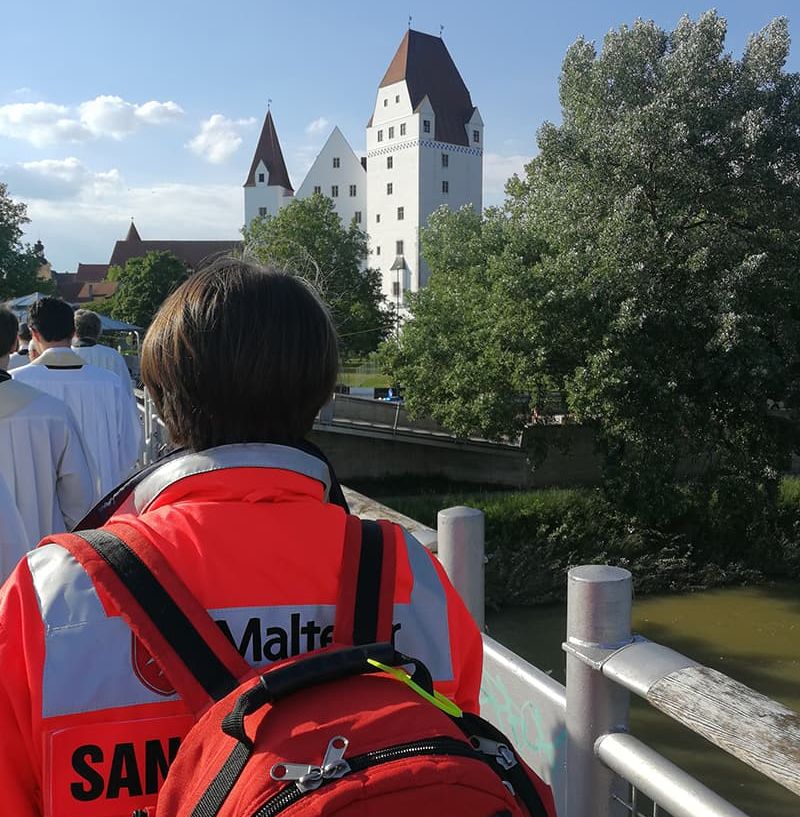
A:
[243,110,294,191]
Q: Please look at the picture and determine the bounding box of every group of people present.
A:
[0,259,482,817]
[0,299,141,577]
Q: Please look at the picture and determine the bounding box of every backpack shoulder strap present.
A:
[52,521,252,716]
[334,517,397,646]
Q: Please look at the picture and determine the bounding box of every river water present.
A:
[487,583,800,817]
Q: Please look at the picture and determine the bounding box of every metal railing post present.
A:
[565,565,632,817]
[437,506,485,630]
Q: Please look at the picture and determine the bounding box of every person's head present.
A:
[18,323,31,345]
[74,309,102,341]
[0,307,19,366]
[28,297,75,348]
[141,256,339,450]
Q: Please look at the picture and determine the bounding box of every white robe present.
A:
[12,348,141,496]
[72,342,133,392]
[0,378,98,547]
[7,348,30,370]
[0,471,27,583]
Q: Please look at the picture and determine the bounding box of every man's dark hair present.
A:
[0,307,19,358]
[141,257,339,450]
[28,297,75,342]
[18,323,31,343]
[74,309,102,341]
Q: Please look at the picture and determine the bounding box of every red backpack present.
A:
[59,519,556,817]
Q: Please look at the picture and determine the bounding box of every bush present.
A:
[361,478,800,608]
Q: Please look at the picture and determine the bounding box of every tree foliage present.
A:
[243,194,392,357]
[0,183,50,299]
[106,251,189,328]
[387,13,800,558]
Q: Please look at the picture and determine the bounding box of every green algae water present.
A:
[487,583,800,817]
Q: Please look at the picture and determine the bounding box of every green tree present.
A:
[0,183,49,299]
[243,193,392,356]
[391,13,800,560]
[106,251,189,327]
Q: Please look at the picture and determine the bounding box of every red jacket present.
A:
[0,444,483,817]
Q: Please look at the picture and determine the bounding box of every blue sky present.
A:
[1,0,798,270]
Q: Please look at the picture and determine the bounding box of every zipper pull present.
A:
[270,763,323,792]
[469,736,518,770]
[321,735,350,779]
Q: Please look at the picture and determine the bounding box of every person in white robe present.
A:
[72,309,134,391]
[0,306,97,544]
[7,322,31,370]
[12,298,141,496]
[0,472,27,583]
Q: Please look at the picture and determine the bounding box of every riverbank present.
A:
[351,475,800,608]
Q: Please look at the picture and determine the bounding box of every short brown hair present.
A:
[0,307,19,358]
[141,257,339,450]
[74,309,102,340]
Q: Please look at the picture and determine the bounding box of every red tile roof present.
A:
[75,263,110,283]
[243,110,294,191]
[379,30,475,147]
[109,239,242,270]
[77,281,117,301]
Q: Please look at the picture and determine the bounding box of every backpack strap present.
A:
[334,518,397,646]
[53,521,252,716]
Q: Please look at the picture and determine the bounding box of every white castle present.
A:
[243,29,483,309]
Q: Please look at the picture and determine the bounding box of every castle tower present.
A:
[366,29,483,308]
[243,110,294,225]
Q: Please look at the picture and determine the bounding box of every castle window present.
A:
[395,94,400,103]
[396,239,404,254]
[384,98,388,107]
[313,185,321,194]
[473,129,480,143]
[258,207,267,217]
[442,153,449,168]
[400,123,406,136]
[423,120,431,134]
[392,281,400,297]
[376,213,381,223]
[354,211,362,224]
[258,172,265,183]
[387,156,393,169]
[377,130,383,142]
[333,157,340,168]
[442,180,449,194]
[388,126,395,139]
[331,185,339,197]
[387,182,393,195]
[376,246,381,256]
[397,207,404,220]
[349,184,357,197]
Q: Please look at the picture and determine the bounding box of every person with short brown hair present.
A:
[0,257,482,817]
[72,309,134,392]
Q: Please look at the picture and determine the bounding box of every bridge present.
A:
[137,391,800,816]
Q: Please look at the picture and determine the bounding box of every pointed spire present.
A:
[243,109,294,191]
[126,219,141,242]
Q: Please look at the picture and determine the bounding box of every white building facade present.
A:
[243,30,483,310]
[295,126,366,228]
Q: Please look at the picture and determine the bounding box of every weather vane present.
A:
[440,24,444,38]
[408,14,412,29]
[268,98,272,110]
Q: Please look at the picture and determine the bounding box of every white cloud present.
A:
[187,114,256,164]
[0,102,91,147]
[0,95,184,146]
[3,157,124,201]
[482,152,533,206]
[78,95,183,139]
[305,116,329,136]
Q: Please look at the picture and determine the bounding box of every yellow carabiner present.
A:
[367,658,463,718]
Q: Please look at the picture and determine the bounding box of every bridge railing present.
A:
[416,505,800,817]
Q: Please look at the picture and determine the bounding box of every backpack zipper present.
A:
[252,736,494,817]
